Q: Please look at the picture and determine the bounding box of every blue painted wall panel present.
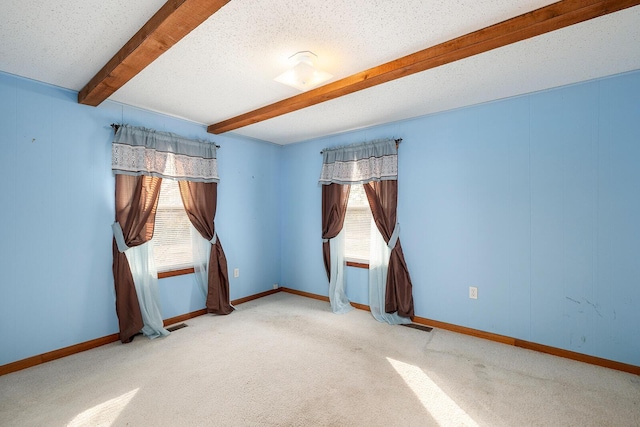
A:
[280,70,640,366]
[529,82,600,352]
[279,140,326,294]
[345,267,369,306]
[0,75,19,359]
[472,98,531,339]
[0,73,281,365]
[216,136,282,300]
[2,68,639,368]
[594,73,640,364]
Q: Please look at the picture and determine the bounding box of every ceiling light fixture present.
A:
[274,51,333,91]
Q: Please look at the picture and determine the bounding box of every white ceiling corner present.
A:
[1,1,639,145]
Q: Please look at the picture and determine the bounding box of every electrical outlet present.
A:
[233,268,239,278]
[469,286,478,299]
[273,283,279,290]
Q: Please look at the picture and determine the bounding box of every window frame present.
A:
[343,184,373,268]
[346,260,369,269]
[157,267,195,279]
[153,179,195,278]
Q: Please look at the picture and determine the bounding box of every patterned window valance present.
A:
[319,139,398,185]
[112,125,219,183]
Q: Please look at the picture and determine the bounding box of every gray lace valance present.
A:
[112,125,219,183]
[319,139,398,185]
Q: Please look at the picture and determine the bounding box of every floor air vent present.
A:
[401,323,433,332]
[167,323,188,332]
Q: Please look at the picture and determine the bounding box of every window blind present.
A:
[153,179,193,272]
[344,184,373,262]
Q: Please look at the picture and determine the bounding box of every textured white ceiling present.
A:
[1,1,639,144]
[0,0,167,90]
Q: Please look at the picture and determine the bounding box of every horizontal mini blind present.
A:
[344,184,373,262]
[153,179,193,272]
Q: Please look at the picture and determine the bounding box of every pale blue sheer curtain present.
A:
[124,242,170,338]
[369,219,410,324]
[320,138,413,323]
[191,224,210,299]
[112,124,222,340]
[320,139,398,315]
[329,229,353,314]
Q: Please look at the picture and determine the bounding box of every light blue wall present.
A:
[279,70,640,366]
[2,69,639,368]
[0,72,281,365]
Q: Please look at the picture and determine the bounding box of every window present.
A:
[152,179,193,273]
[344,184,373,263]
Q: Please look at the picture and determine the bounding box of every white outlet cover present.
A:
[469,287,478,299]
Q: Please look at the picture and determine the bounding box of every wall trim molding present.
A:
[0,333,120,377]
[3,287,637,376]
[231,288,280,306]
[280,287,640,376]
[0,288,281,376]
[411,315,640,376]
[162,309,207,327]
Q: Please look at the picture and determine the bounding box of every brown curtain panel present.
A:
[364,180,415,318]
[321,184,350,281]
[113,174,162,343]
[178,181,233,315]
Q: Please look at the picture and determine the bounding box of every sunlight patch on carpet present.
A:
[387,358,478,427]
[67,388,139,427]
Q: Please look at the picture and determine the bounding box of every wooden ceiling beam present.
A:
[78,0,230,106]
[208,0,640,134]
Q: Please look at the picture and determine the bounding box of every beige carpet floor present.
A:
[1,292,639,426]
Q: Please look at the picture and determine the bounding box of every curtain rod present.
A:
[110,123,221,149]
[320,138,402,154]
